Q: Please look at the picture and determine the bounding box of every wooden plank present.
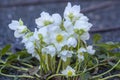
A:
[90,30,120,43]
[0,0,75,8]
[0,1,120,47]
[0,0,119,8]
[90,27,120,33]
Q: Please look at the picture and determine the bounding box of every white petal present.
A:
[8,20,19,30]
[72,5,80,13]
[35,18,44,27]
[78,54,84,61]
[67,37,77,48]
[80,32,90,41]
[78,47,86,53]
[52,13,62,25]
[86,46,95,55]
[14,31,23,38]
[64,20,74,34]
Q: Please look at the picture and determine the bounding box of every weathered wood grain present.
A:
[0,1,120,47]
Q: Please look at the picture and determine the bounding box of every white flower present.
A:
[58,50,73,62]
[35,12,62,28]
[62,66,75,77]
[54,31,68,51]
[35,12,53,28]
[80,32,90,41]
[34,27,50,44]
[8,20,27,38]
[42,45,56,57]
[50,27,69,51]
[67,37,77,48]
[77,54,84,61]
[86,45,95,55]
[64,2,80,22]
[52,13,62,26]
[64,20,74,35]
[77,47,86,61]
[21,31,40,60]
[9,20,20,30]
[21,32,34,43]
[33,28,39,40]
[78,13,89,21]
[74,20,92,32]
[25,41,35,54]
[78,47,86,53]
[24,41,40,60]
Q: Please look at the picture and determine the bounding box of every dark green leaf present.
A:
[115,63,120,70]
[6,54,18,63]
[95,42,120,50]
[80,72,91,80]
[93,34,101,44]
[98,54,107,60]
[108,52,120,59]
[0,45,11,57]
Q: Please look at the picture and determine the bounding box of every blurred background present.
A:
[0,0,120,49]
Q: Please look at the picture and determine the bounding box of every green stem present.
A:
[77,36,80,51]
[75,60,80,71]
[47,73,82,80]
[0,66,34,78]
[91,60,120,79]
[50,55,54,73]
[86,63,106,72]
[46,74,65,80]
[0,60,6,64]
[35,48,47,73]
[35,73,41,78]
[56,59,62,74]
[21,62,33,68]
[53,56,56,73]
[0,60,29,71]
[98,74,120,80]
[46,55,50,71]
[51,56,56,73]
[8,64,28,71]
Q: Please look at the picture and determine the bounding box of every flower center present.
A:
[80,52,83,56]
[74,29,85,35]
[56,34,63,43]
[67,70,73,76]
[68,13,74,21]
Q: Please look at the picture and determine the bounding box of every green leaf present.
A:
[0,44,11,57]
[6,50,30,62]
[108,60,120,70]
[98,54,107,60]
[108,52,120,59]
[16,50,31,59]
[19,18,23,26]
[108,61,115,66]
[93,34,101,44]
[80,72,91,80]
[95,42,120,50]
[6,54,18,63]
[115,63,120,70]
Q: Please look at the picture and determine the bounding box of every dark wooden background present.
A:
[0,0,120,80]
[0,0,120,48]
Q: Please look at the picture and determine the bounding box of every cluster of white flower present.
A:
[9,2,95,77]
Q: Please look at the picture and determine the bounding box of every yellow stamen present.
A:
[67,70,73,76]
[56,34,63,43]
